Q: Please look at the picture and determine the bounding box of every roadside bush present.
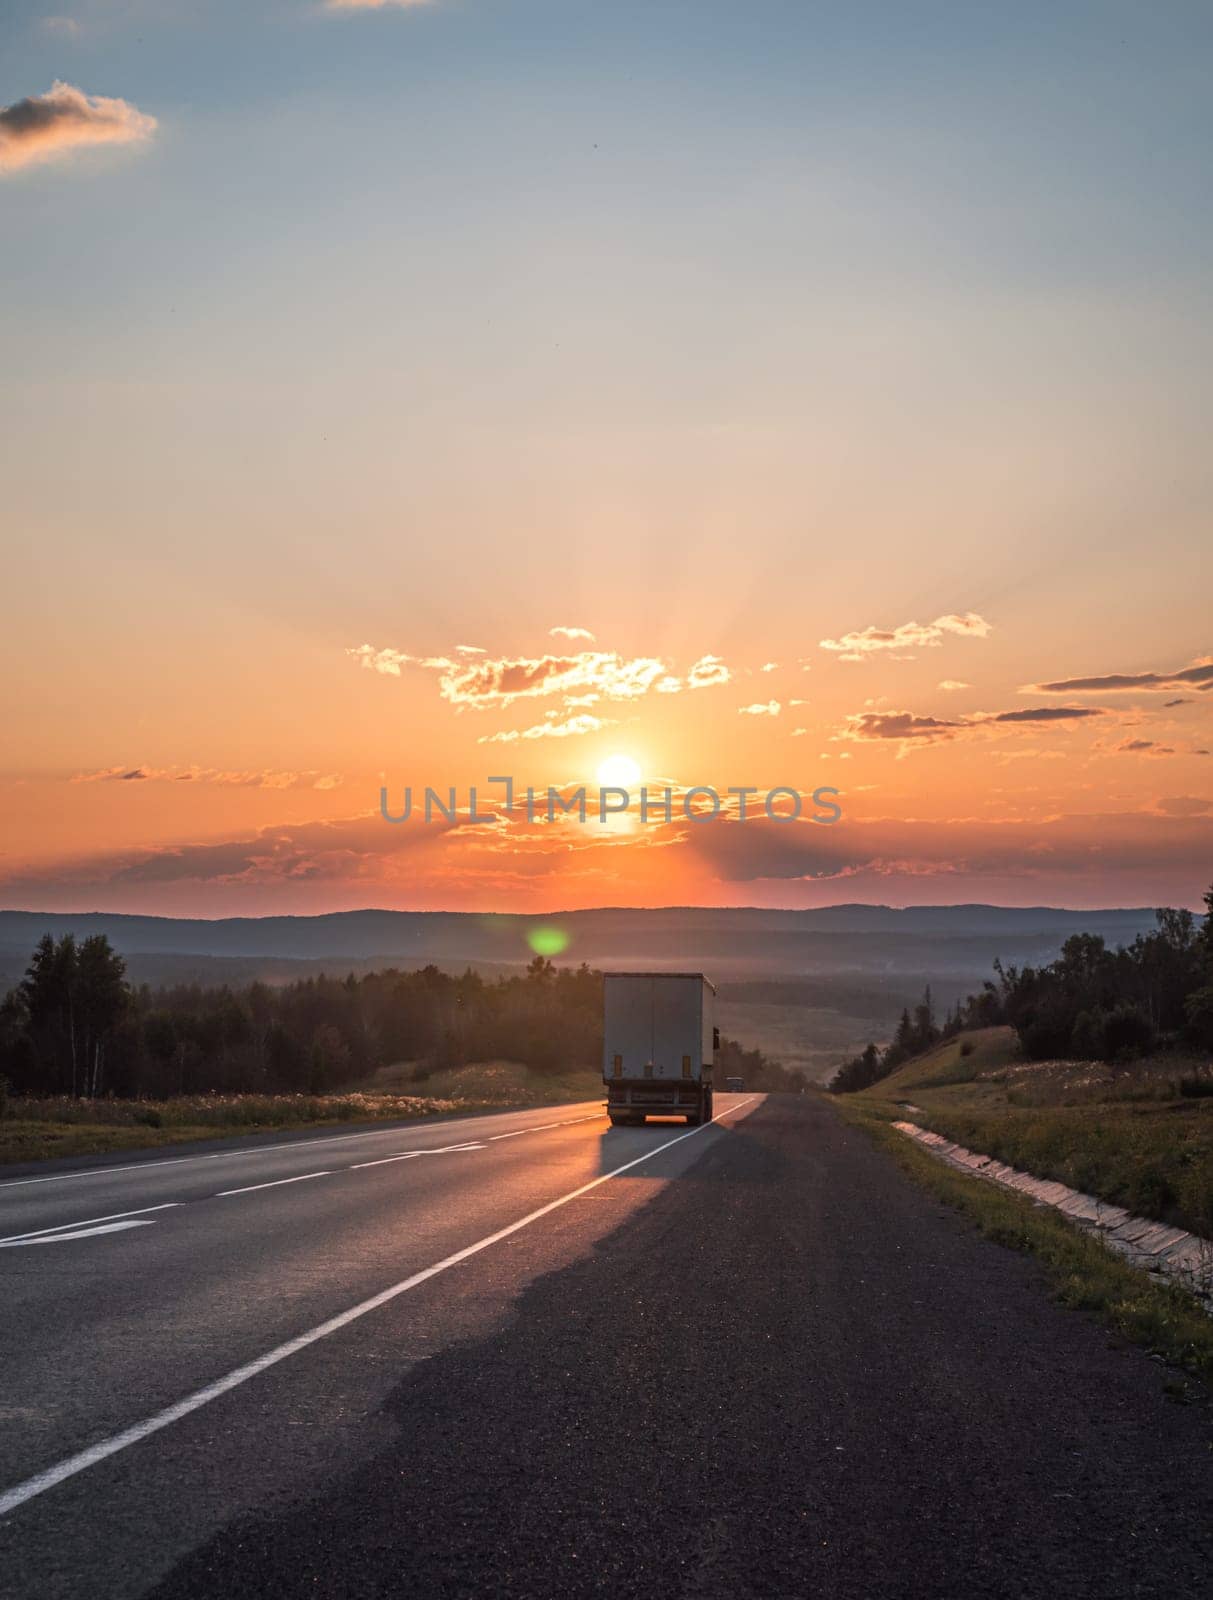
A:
[1069,1009,1105,1060]
[1101,1003,1156,1061]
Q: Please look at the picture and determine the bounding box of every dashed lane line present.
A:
[0,1098,755,1516]
[0,1108,607,1191]
[215,1172,332,1198]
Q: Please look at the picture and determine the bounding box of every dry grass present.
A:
[0,1091,469,1164]
[358,1058,602,1106]
[0,1063,603,1166]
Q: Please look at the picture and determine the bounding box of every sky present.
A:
[1,0,1211,915]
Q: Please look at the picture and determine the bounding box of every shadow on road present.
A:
[593,1098,792,1182]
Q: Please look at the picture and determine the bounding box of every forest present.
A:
[832,886,1213,1094]
[0,936,796,1100]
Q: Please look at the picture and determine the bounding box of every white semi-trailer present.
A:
[602,972,717,1127]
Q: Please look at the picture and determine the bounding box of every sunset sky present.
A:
[2,1,1211,914]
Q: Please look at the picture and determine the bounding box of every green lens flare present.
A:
[527,925,569,957]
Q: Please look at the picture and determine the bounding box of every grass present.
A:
[831,1093,1213,1387]
[360,1058,603,1106]
[856,1027,1213,1239]
[0,1062,605,1166]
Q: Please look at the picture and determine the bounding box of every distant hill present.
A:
[0,903,1161,986]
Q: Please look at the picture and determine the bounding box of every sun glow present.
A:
[596,754,642,789]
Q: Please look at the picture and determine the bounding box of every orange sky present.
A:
[3,616,1210,913]
[3,3,1211,914]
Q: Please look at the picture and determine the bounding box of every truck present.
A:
[603,972,717,1127]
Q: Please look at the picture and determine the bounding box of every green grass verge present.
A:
[899,1099,1213,1238]
[831,1094,1213,1388]
[861,1028,1213,1239]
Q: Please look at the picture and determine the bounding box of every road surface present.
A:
[1,1095,1210,1599]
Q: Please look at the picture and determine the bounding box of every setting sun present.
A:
[596,754,642,790]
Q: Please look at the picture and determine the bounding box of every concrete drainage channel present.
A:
[893,1121,1213,1310]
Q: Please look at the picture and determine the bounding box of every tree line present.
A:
[832,886,1213,1094]
[0,936,799,1100]
[0,940,603,1099]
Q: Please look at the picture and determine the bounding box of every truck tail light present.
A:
[681,1055,692,1078]
[612,1054,622,1077]
[644,1062,653,1079]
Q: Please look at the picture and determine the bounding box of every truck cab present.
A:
[603,972,716,1127]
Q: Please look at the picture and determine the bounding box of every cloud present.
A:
[41,17,81,37]
[678,810,1213,889]
[686,654,731,689]
[759,662,778,673]
[1113,738,1177,757]
[840,711,964,745]
[350,640,736,711]
[986,706,1104,725]
[938,680,972,692]
[549,625,596,643]
[350,644,666,706]
[1164,698,1190,708]
[1028,656,1213,695]
[0,81,156,174]
[1155,797,1213,816]
[478,713,613,744]
[71,765,343,790]
[820,612,991,662]
[679,819,870,882]
[838,704,1104,749]
[9,796,1213,908]
[738,700,780,717]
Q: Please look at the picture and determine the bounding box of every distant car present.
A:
[725,1076,744,1093]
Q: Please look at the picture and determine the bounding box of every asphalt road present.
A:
[2,1095,1211,1599]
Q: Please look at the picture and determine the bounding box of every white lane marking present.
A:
[0,1204,179,1246]
[0,1106,604,1191]
[490,1113,603,1141]
[0,1097,756,1516]
[351,1142,484,1169]
[215,1172,330,1198]
[0,1220,155,1250]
